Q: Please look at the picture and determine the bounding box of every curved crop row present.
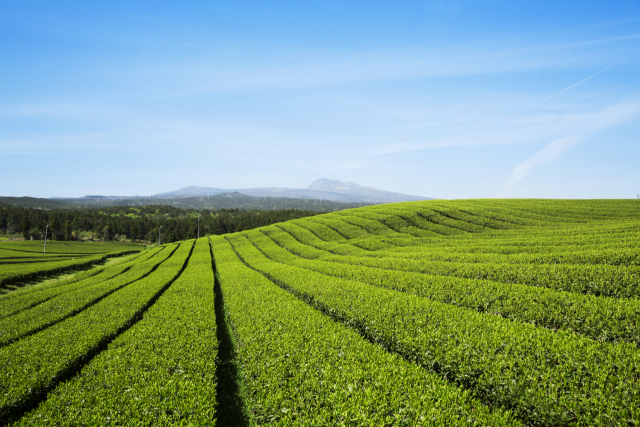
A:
[271,222,640,299]
[0,241,194,423]
[278,220,640,267]
[212,236,519,426]
[0,250,141,288]
[0,244,177,346]
[252,228,640,345]
[226,233,640,426]
[0,247,162,320]
[16,238,217,426]
[0,241,142,255]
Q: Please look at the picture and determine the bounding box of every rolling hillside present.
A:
[1,199,639,426]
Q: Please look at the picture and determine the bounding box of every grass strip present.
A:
[0,250,142,288]
[0,247,162,320]
[272,223,640,299]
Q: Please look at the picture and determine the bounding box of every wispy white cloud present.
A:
[102,32,640,100]
[496,137,581,197]
[456,47,640,134]
[496,99,640,196]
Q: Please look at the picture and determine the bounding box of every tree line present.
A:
[0,193,371,211]
[0,205,321,244]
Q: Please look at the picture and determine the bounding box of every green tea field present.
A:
[0,241,143,293]
[1,199,639,426]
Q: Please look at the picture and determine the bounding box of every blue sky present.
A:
[2,0,639,199]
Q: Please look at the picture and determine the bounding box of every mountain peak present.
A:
[308,179,373,191]
[153,179,429,203]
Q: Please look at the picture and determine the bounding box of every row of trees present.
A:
[0,205,320,244]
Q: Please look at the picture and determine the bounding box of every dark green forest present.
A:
[0,193,370,211]
[0,205,320,244]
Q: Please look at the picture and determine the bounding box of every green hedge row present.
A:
[252,228,640,345]
[0,247,161,320]
[0,245,177,346]
[228,233,640,426]
[212,235,519,426]
[0,241,193,423]
[0,250,142,288]
[16,238,217,426]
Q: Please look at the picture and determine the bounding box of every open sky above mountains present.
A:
[2,1,640,199]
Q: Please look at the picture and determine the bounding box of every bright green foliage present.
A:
[0,247,159,319]
[0,251,80,261]
[275,217,640,298]
[250,228,640,345]
[16,238,217,426]
[227,233,640,426]
[1,199,639,426]
[0,245,176,346]
[305,215,372,239]
[294,217,347,241]
[0,241,193,422]
[0,254,110,286]
[317,256,640,298]
[0,241,141,255]
[212,236,519,426]
[0,241,143,287]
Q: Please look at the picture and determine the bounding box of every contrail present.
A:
[369,46,640,167]
[486,47,640,127]
[496,136,582,198]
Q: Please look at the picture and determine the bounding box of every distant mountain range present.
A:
[1,179,430,211]
[155,179,430,204]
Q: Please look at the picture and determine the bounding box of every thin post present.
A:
[158,226,163,246]
[198,214,200,239]
[44,225,49,253]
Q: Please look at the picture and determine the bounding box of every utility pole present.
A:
[44,225,49,253]
[198,214,200,239]
[158,226,163,246]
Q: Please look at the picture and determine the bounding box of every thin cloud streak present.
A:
[349,100,640,163]
[461,47,640,134]
[346,44,640,173]
[497,137,581,197]
[125,34,639,100]
[497,100,640,197]
[325,97,640,182]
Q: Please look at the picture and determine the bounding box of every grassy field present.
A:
[1,199,639,426]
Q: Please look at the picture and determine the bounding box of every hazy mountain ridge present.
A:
[307,179,376,191]
[1,179,429,210]
[155,179,430,203]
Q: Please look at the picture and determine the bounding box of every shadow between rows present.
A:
[212,244,253,427]
[0,243,193,427]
